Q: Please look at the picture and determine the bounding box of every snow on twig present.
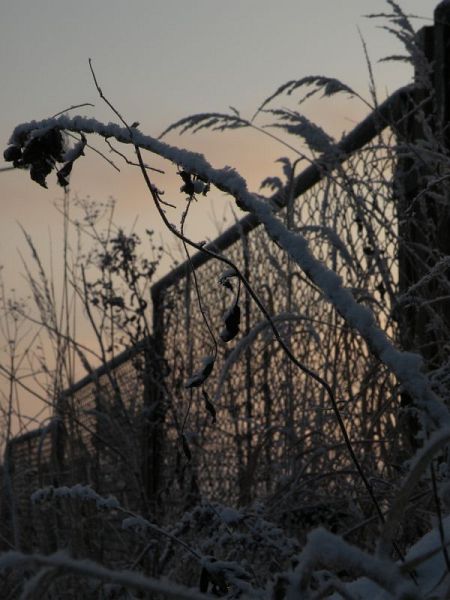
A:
[379,427,450,556]
[291,527,419,599]
[0,550,213,600]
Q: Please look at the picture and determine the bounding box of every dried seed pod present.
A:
[203,390,217,424]
[185,355,215,388]
[220,303,240,342]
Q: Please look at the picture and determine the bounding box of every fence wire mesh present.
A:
[156,130,402,516]
[2,127,405,551]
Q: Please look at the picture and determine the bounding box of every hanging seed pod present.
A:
[220,302,240,342]
[185,355,215,389]
[203,390,217,424]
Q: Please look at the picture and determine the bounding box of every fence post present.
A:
[434,1,450,137]
[142,288,168,515]
[2,441,20,549]
[396,1,450,443]
[50,417,65,487]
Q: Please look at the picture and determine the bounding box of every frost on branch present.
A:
[288,528,419,599]
[31,484,120,510]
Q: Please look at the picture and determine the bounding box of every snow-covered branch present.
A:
[0,550,213,600]
[290,527,419,599]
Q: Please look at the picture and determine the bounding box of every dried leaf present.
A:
[179,170,194,195]
[225,303,240,330]
[30,160,52,188]
[3,145,22,162]
[57,161,73,187]
[220,303,240,342]
[57,134,87,187]
[203,390,217,424]
[22,128,64,165]
[185,355,215,388]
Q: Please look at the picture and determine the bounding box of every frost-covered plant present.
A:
[0,195,162,429]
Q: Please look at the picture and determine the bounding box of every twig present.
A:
[104,137,165,174]
[50,103,95,119]
[65,131,121,172]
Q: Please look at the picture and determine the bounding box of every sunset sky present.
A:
[0,0,436,427]
[1,1,435,269]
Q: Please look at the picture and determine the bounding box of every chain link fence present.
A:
[1,121,406,554]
